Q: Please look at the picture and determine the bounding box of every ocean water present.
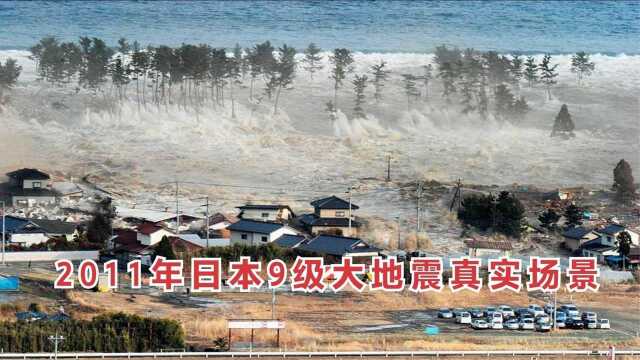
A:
[0,0,638,54]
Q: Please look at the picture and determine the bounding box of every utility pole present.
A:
[175,181,180,235]
[347,186,353,233]
[1,201,5,266]
[48,331,64,360]
[204,196,209,248]
[386,155,391,182]
[396,216,401,249]
[416,182,423,232]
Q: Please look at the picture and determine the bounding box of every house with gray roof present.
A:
[595,223,639,247]
[298,234,378,260]
[562,226,599,252]
[1,168,58,207]
[273,234,307,249]
[228,219,298,246]
[237,204,295,223]
[300,195,361,237]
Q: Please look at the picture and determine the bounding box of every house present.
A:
[595,224,640,247]
[273,234,307,249]
[165,236,204,259]
[464,239,513,258]
[176,233,230,248]
[110,229,155,266]
[2,215,78,247]
[237,204,294,223]
[562,227,599,252]
[299,195,361,237]
[227,219,298,246]
[205,212,237,238]
[1,168,58,207]
[136,222,176,246]
[298,234,379,260]
[116,206,202,232]
[52,181,84,201]
[580,239,618,264]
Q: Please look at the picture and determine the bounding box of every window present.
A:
[32,182,42,188]
[261,236,268,242]
[261,212,269,218]
[335,211,345,217]
[241,234,248,240]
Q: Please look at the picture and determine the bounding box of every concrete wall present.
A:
[2,250,99,262]
[319,209,350,218]
[240,208,293,222]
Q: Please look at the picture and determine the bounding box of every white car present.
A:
[491,320,503,330]
[535,320,552,332]
[456,312,472,324]
[528,304,545,317]
[471,319,489,329]
[520,318,535,330]
[490,312,503,323]
[560,304,579,317]
[598,319,610,329]
[498,305,515,318]
[505,319,520,330]
[544,303,555,315]
[536,314,551,323]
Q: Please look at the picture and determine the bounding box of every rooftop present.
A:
[136,222,167,235]
[598,224,628,235]
[273,234,307,248]
[29,218,77,234]
[299,214,361,228]
[6,168,50,180]
[227,219,284,234]
[464,239,513,251]
[299,234,378,256]
[310,195,359,210]
[562,227,594,240]
[237,204,292,211]
[581,239,617,253]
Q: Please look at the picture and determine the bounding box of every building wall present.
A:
[319,209,351,218]
[137,229,175,246]
[240,208,293,222]
[312,225,357,237]
[10,233,49,247]
[12,196,57,207]
[230,227,297,246]
[600,231,640,247]
[1,250,99,262]
[22,179,50,189]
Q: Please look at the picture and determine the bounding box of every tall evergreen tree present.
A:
[523,56,538,87]
[551,104,575,137]
[538,54,558,100]
[421,64,433,100]
[538,208,560,230]
[509,54,524,89]
[329,48,354,108]
[369,60,390,103]
[352,74,368,118]
[564,203,583,228]
[86,197,115,245]
[401,74,420,110]
[612,159,637,204]
[270,44,296,114]
[510,96,530,123]
[302,43,323,80]
[493,84,515,121]
[570,51,595,86]
[0,58,22,98]
[617,231,632,269]
[154,236,177,260]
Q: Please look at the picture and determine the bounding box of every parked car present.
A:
[535,320,552,332]
[515,308,530,318]
[520,311,534,320]
[498,305,515,318]
[566,316,584,329]
[505,319,520,330]
[471,319,489,330]
[484,306,497,317]
[581,312,597,322]
[536,314,551,323]
[528,304,545,317]
[544,303,555,315]
[519,318,535,330]
[584,319,598,329]
[469,308,484,318]
[598,319,610,329]
[491,320,503,330]
[452,308,465,317]
[555,312,567,328]
[437,308,454,319]
[456,312,472,324]
[490,312,503,324]
[560,304,579,317]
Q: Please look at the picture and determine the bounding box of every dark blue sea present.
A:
[0,1,638,54]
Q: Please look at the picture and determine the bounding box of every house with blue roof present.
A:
[562,226,599,252]
[299,195,361,237]
[595,223,639,247]
[228,219,299,246]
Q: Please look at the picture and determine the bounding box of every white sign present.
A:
[228,320,285,329]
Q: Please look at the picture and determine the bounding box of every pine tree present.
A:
[401,74,420,110]
[510,96,530,122]
[523,56,538,87]
[570,51,595,86]
[86,197,115,245]
[154,236,177,260]
[538,54,558,100]
[509,54,524,89]
[493,84,515,121]
[538,209,560,230]
[612,159,637,204]
[439,62,457,101]
[564,204,583,228]
[421,64,433,100]
[551,104,575,137]
[329,48,354,108]
[352,74,367,118]
[617,231,632,269]
[270,44,296,114]
[369,60,390,103]
[0,58,22,98]
[302,43,323,80]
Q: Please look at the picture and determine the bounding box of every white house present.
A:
[227,219,298,246]
[237,204,294,223]
[596,224,639,247]
[136,223,176,246]
[3,168,58,207]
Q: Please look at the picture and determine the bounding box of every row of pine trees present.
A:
[2,37,597,123]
